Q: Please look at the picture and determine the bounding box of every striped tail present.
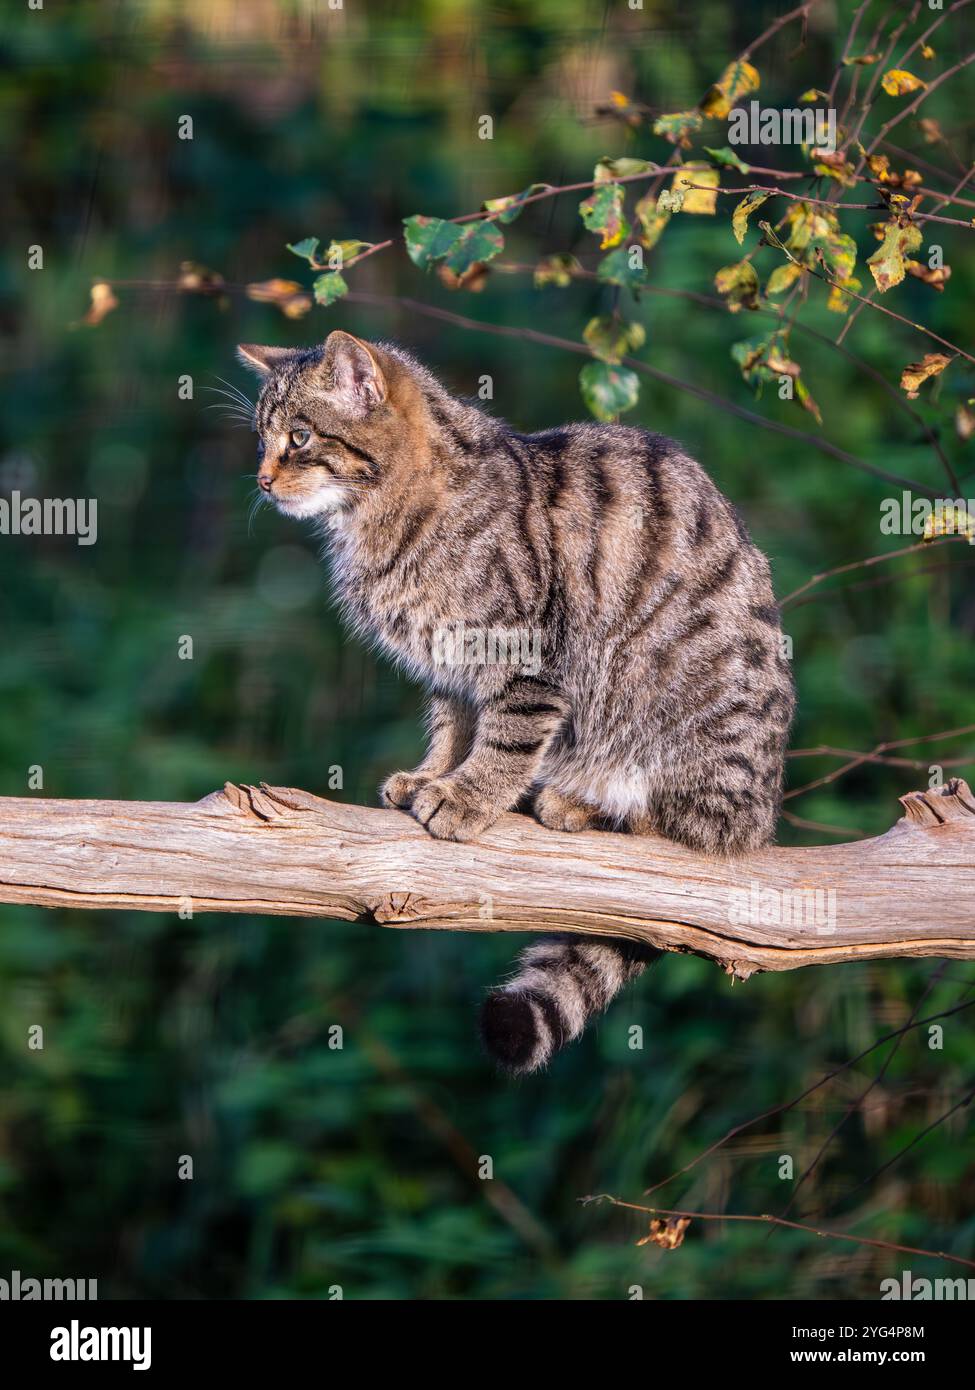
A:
[480,936,659,1074]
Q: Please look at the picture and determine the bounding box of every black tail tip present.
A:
[480,990,543,1074]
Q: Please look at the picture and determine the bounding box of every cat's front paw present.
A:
[411,777,500,842]
[380,769,432,810]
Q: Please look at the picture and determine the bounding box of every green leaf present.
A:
[579,184,628,249]
[594,157,654,182]
[596,248,648,290]
[704,146,751,174]
[442,220,504,273]
[403,215,464,270]
[312,272,348,306]
[579,362,640,421]
[652,110,703,148]
[582,315,646,364]
[811,229,857,280]
[483,184,550,224]
[732,191,769,245]
[795,377,823,425]
[732,334,822,421]
[286,237,321,263]
[731,334,777,389]
[322,239,370,267]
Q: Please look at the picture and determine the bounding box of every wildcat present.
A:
[238,331,795,1073]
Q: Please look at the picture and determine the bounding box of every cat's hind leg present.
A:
[532,783,602,832]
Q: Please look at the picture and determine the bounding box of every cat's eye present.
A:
[290,429,311,448]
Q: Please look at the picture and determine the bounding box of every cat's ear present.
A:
[322,331,387,415]
[236,344,295,376]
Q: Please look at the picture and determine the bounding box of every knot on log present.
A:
[371,891,434,924]
[221,782,314,822]
[898,777,975,828]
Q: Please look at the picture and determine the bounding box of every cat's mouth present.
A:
[269,481,351,519]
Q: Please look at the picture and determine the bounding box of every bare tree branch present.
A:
[1,778,974,979]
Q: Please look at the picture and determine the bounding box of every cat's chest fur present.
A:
[329,523,479,695]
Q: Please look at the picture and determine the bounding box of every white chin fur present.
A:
[272,485,349,520]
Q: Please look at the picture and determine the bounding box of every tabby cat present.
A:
[238,331,795,1074]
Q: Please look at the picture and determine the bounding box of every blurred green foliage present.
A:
[0,0,973,1300]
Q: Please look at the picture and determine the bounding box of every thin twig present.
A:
[640,996,975,1203]
[583,1193,975,1271]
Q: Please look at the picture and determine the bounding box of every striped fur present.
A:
[481,937,657,1074]
[238,332,796,1073]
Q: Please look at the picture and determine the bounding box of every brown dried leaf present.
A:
[637,1217,691,1251]
[905,259,951,292]
[82,281,118,326]
[438,260,490,292]
[900,352,952,399]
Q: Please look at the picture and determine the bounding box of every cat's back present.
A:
[516,419,776,626]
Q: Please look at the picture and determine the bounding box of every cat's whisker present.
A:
[210,374,255,409]
[203,404,253,424]
[246,488,267,537]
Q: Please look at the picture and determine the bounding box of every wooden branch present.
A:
[2,778,974,976]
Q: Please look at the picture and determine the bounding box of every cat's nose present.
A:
[257,472,273,493]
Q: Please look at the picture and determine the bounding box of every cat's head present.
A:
[237,331,418,520]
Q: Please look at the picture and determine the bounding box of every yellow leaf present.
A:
[714,260,760,312]
[732,191,769,244]
[881,69,927,96]
[610,90,630,107]
[866,221,923,291]
[671,165,718,216]
[766,262,802,295]
[700,59,759,118]
[900,352,952,399]
[921,44,935,60]
[826,275,862,314]
[923,501,975,543]
[634,192,670,250]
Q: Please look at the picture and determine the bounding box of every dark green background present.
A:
[1,0,973,1299]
